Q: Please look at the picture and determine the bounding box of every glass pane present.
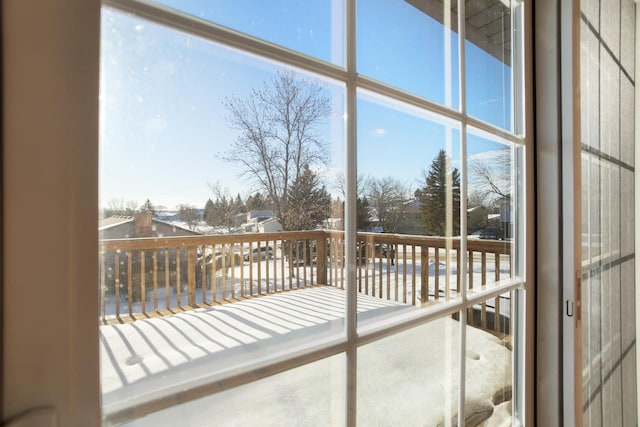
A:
[357,317,459,425]
[465,291,513,425]
[152,0,345,66]
[356,90,462,322]
[119,354,346,426]
[465,0,513,131]
[100,8,346,417]
[466,128,516,291]
[357,0,459,108]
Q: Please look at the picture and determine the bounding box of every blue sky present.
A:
[100,0,513,210]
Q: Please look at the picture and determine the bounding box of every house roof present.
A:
[99,216,133,230]
[99,216,200,235]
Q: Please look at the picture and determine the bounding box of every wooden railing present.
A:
[100,230,513,334]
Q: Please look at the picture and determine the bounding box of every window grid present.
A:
[100,0,527,425]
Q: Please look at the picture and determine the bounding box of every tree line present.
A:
[104,72,509,237]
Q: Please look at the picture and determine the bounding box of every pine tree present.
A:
[418,149,461,236]
[140,198,156,215]
[204,199,216,226]
[283,164,331,231]
[245,192,269,211]
[357,196,372,230]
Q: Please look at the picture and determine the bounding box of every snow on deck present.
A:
[101,287,512,426]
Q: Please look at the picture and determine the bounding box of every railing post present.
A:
[316,235,327,285]
[188,246,196,306]
[420,245,428,305]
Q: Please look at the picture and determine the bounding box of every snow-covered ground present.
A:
[101,286,512,426]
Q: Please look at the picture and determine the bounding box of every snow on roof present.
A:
[99,216,133,230]
[151,218,201,234]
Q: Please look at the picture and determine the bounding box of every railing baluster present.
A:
[280,240,285,288]
[101,251,106,322]
[221,244,228,299]
[294,240,300,289]
[211,243,222,303]
[262,241,268,294]
[386,244,391,300]
[303,240,307,288]
[153,250,158,311]
[394,244,399,302]
[127,251,133,316]
[202,245,207,304]
[249,242,254,296]
[456,248,460,296]
[114,252,120,318]
[338,237,342,288]
[176,249,181,308]
[231,244,236,299]
[239,242,242,298]
[495,296,501,333]
[420,246,427,304]
[445,247,450,300]
[495,252,501,284]
[288,240,294,291]
[272,240,278,291]
[165,249,170,310]
[469,250,474,291]
[257,241,262,295]
[401,244,405,303]
[434,248,440,301]
[481,251,487,287]
[140,250,146,315]
[378,242,383,299]
[187,246,196,306]
[316,237,326,285]
[411,245,416,306]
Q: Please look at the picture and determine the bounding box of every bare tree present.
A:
[104,197,138,217]
[468,149,511,202]
[207,182,244,233]
[334,171,367,199]
[223,71,332,230]
[177,204,200,230]
[366,176,411,233]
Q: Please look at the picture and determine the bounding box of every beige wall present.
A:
[2,1,101,425]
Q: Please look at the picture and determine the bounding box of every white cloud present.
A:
[372,128,385,137]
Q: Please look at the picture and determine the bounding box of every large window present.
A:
[99,0,528,425]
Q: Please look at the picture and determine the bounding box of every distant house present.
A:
[468,205,489,232]
[99,212,200,239]
[257,217,283,233]
[394,199,423,235]
[238,210,279,233]
[323,218,344,231]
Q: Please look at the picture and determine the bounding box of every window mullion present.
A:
[457,0,468,424]
[345,0,358,426]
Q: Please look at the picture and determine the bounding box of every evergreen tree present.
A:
[234,193,245,214]
[418,149,461,236]
[357,196,372,230]
[245,192,269,211]
[283,164,331,231]
[204,198,216,226]
[140,198,156,215]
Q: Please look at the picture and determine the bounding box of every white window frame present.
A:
[2,0,535,425]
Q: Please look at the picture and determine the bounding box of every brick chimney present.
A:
[133,212,153,237]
